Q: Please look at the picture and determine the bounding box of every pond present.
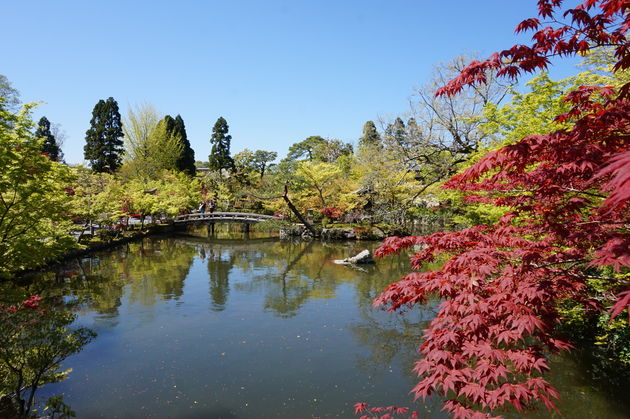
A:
[21,236,630,418]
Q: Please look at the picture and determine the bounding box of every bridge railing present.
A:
[174,212,278,223]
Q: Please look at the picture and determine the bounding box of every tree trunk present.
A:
[283,185,318,237]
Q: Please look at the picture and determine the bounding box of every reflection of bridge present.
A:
[174,212,278,224]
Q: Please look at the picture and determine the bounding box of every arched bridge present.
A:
[174,212,278,224]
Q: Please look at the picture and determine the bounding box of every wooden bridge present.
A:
[174,212,278,224]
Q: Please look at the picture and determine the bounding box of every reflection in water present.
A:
[0,286,95,418]
[17,237,630,418]
[207,246,233,311]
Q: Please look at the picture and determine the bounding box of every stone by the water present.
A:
[334,249,374,265]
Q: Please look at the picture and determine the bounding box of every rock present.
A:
[322,228,356,240]
[371,227,386,239]
[334,249,374,265]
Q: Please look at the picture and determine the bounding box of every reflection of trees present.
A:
[206,247,234,311]
[228,240,412,318]
[121,240,195,305]
[350,255,438,377]
[261,241,313,317]
[0,291,95,418]
[26,238,196,319]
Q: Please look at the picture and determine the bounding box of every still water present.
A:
[27,236,629,418]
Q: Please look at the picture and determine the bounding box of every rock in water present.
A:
[334,249,374,265]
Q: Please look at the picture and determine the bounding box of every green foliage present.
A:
[0,74,20,114]
[481,48,628,152]
[0,297,95,417]
[84,97,124,173]
[208,116,233,172]
[117,170,201,222]
[35,116,61,162]
[158,115,196,176]
[433,49,629,229]
[43,395,76,418]
[173,115,196,176]
[121,104,185,180]
[253,218,294,232]
[358,120,381,149]
[68,167,116,229]
[294,160,344,209]
[285,135,326,162]
[557,267,630,366]
[0,104,77,277]
[285,136,352,164]
[233,148,277,183]
[384,117,407,149]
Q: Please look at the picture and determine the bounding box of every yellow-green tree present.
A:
[0,103,77,277]
[121,103,183,180]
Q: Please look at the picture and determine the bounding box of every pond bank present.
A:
[280,225,409,240]
[15,224,176,279]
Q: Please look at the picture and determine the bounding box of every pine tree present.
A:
[84,97,124,173]
[208,117,233,172]
[358,120,381,149]
[35,116,61,161]
[173,115,196,175]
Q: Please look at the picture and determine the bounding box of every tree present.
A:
[370,2,629,418]
[253,150,277,180]
[313,138,353,163]
[122,102,161,163]
[381,56,512,196]
[285,136,352,163]
[294,160,343,208]
[0,74,20,114]
[233,149,277,184]
[384,117,407,150]
[0,104,77,278]
[208,117,234,172]
[358,121,382,149]
[68,167,117,240]
[173,115,196,176]
[35,116,61,161]
[0,296,95,417]
[84,97,124,173]
[285,136,326,162]
[159,114,196,176]
[121,104,183,179]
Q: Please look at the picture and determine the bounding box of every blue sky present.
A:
[2,0,578,164]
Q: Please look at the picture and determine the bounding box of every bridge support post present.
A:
[206,222,215,237]
[241,223,250,234]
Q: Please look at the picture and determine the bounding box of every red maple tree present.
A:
[365,1,630,418]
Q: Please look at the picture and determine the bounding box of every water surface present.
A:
[27,237,630,418]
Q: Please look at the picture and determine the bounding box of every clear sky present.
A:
[2,0,578,164]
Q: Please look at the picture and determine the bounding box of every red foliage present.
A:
[370,1,630,418]
[22,296,42,309]
[354,403,418,419]
[321,206,343,220]
[437,0,629,97]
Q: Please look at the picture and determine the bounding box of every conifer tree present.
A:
[157,114,196,176]
[173,115,196,175]
[358,120,381,149]
[84,97,124,173]
[208,116,233,172]
[35,116,61,161]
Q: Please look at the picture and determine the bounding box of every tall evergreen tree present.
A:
[173,115,196,175]
[84,97,124,173]
[208,117,233,172]
[157,114,196,175]
[35,116,61,161]
[358,120,381,149]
